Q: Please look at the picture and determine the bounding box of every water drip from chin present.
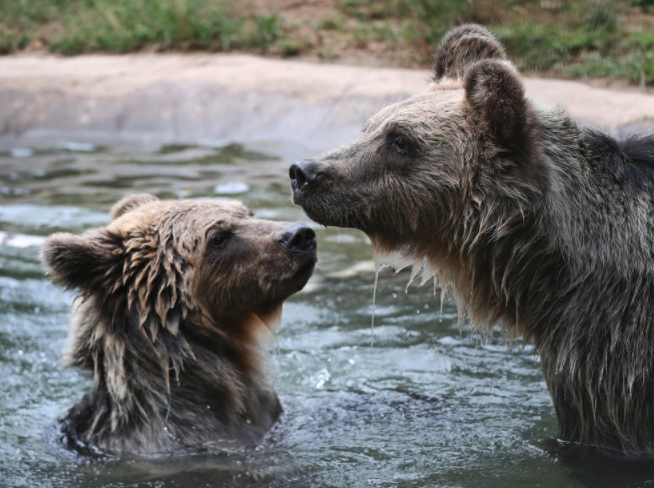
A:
[370,240,471,333]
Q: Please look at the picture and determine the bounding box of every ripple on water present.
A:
[2,141,648,488]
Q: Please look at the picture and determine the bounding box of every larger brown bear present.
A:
[42,194,316,455]
[290,24,654,454]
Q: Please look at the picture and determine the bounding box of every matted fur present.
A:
[42,195,316,455]
[291,24,654,454]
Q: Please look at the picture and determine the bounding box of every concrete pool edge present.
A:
[0,53,653,152]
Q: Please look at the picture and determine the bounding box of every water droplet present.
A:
[11,148,33,158]
[370,267,381,348]
[214,181,250,195]
[56,140,96,152]
[416,310,420,314]
[206,404,211,409]
[392,293,397,298]
[424,304,429,310]
[173,189,192,198]
[246,419,251,424]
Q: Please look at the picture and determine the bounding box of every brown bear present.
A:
[290,24,654,454]
[41,194,317,455]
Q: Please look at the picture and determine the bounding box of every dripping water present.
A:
[370,266,381,348]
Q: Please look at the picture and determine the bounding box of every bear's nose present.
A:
[279,224,317,253]
[289,160,321,192]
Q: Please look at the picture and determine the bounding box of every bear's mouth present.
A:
[284,252,317,292]
[296,257,316,276]
[290,170,373,231]
[296,201,368,231]
[293,252,317,278]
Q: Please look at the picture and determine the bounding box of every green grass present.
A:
[334,0,654,85]
[0,0,285,55]
[0,0,653,86]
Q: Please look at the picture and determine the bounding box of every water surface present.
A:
[0,140,650,488]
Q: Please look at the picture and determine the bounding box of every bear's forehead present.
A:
[365,90,464,132]
[109,199,252,234]
[156,200,253,225]
[165,199,250,215]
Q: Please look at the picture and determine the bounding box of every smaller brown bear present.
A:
[41,194,317,455]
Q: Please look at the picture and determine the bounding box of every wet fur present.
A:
[292,24,654,453]
[42,196,314,455]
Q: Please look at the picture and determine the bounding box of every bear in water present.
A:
[42,194,316,455]
[290,24,654,454]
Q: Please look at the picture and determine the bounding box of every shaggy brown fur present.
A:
[42,195,316,455]
[290,24,654,454]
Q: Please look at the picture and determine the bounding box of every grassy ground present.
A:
[0,0,285,54]
[1,0,654,86]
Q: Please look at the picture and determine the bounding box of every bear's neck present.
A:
[428,193,654,453]
[452,115,654,453]
[452,112,654,336]
[536,108,654,278]
[372,114,654,452]
[63,300,282,455]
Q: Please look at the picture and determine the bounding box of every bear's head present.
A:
[41,195,317,453]
[290,24,548,276]
[42,194,317,371]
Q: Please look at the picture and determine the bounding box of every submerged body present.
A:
[42,195,317,455]
[290,24,654,453]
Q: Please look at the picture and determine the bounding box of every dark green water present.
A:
[0,140,651,487]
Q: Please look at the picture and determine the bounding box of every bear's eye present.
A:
[392,135,410,154]
[209,232,231,249]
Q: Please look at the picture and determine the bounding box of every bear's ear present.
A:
[111,193,159,221]
[432,24,507,82]
[463,59,529,146]
[41,231,123,291]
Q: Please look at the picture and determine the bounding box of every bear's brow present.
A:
[211,219,235,229]
[383,120,413,135]
[363,116,389,134]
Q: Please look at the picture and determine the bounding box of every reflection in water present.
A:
[541,440,654,487]
[0,141,648,487]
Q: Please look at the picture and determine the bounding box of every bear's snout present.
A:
[290,160,322,193]
[279,223,317,254]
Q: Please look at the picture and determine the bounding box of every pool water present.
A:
[0,140,652,488]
